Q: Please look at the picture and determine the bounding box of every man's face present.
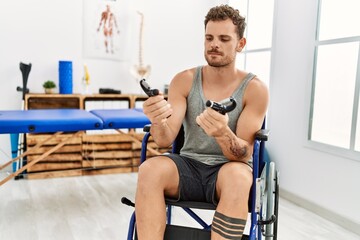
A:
[204,19,242,68]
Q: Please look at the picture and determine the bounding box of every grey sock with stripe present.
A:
[211,211,246,239]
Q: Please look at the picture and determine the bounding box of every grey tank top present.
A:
[180,66,256,165]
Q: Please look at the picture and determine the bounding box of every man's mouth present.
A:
[208,51,222,56]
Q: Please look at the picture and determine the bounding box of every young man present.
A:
[135,4,269,240]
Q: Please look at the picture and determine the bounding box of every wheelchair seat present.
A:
[165,199,216,210]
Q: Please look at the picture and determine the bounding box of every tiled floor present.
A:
[0,172,359,240]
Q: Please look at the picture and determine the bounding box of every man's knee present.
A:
[137,156,179,192]
[138,158,163,187]
[217,163,253,197]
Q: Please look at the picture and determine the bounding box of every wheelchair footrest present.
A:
[163,225,249,240]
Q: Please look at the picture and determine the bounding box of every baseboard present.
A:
[280,188,360,236]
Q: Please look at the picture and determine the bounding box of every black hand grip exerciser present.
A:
[206,97,237,115]
[140,79,159,97]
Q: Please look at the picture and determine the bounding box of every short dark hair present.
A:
[204,4,246,39]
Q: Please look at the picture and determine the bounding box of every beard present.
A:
[204,50,236,68]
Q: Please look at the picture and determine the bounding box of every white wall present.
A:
[267,0,360,230]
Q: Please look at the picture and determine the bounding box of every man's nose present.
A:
[210,40,220,49]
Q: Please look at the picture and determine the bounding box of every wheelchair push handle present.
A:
[140,79,159,97]
[206,97,237,115]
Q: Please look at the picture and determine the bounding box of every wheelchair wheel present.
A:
[273,169,279,239]
[264,162,279,240]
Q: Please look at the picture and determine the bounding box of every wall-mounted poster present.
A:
[83,0,130,61]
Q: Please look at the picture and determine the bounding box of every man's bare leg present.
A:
[135,156,179,240]
[212,162,253,240]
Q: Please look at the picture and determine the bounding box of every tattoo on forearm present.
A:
[227,135,247,159]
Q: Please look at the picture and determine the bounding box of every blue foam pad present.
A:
[0,109,103,134]
[90,109,150,129]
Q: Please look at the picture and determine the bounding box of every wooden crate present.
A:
[25,94,83,178]
[25,94,82,109]
[82,167,133,176]
[82,133,134,175]
[26,133,83,174]
[27,169,83,179]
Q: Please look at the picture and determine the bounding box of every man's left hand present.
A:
[196,108,229,137]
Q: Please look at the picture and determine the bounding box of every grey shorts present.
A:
[164,153,227,206]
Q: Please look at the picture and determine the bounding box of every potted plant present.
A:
[42,80,56,94]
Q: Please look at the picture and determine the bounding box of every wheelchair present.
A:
[122,122,279,240]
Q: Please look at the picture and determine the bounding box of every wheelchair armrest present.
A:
[143,124,151,132]
[255,129,269,141]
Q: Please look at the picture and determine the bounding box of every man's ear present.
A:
[237,37,246,52]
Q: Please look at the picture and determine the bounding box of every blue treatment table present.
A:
[0,108,150,186]
[0,109,103,134]
[91,109,150,129]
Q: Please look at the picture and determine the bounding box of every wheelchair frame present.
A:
[123,124,279,240]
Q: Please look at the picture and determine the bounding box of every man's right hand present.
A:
[142,95,173,126]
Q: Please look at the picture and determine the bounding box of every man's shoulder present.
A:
[243,75,269,106]
[175,67,199,79]
[247,75,267,91]
[170,67,200,96]
[171,67,200,85]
